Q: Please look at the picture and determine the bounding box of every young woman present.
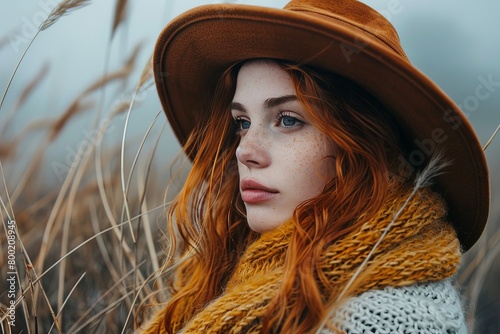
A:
[142,0,489,333]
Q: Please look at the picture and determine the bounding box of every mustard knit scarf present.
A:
[142,187,461,333]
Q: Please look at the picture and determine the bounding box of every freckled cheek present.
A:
[291,158,324,190]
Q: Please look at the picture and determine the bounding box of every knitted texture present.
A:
[325,279,467,333]
[141,187,462,333]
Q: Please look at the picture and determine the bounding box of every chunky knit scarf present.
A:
[142,187,461,333]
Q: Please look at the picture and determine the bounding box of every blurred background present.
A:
[0,1,499,333]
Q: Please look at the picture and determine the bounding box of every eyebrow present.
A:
[265,95,297,108]
[230,95,297,112]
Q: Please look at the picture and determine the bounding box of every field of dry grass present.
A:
[0,1,499,333]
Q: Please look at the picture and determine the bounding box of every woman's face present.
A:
[231,60,336,233]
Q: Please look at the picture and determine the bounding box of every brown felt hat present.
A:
[153,0,489,250]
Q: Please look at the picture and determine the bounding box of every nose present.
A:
[235,128,271,168]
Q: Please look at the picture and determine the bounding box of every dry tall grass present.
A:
[0,57,180,333]
[0,1,499,333]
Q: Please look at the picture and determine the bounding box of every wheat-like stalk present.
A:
[111,0,128,38]
[40,0,91,31]
[119,54,154,244]
[483,124,500,151]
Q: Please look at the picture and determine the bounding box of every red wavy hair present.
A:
[156,59,405,333]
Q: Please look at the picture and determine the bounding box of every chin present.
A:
[246,215,288,234]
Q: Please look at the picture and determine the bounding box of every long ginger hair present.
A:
[157,59,405,333]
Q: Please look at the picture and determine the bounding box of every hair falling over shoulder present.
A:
[154,60,408,334]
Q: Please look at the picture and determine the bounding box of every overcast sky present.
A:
[1,0,498,170]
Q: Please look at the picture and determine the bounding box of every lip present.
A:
[240,179,279,204]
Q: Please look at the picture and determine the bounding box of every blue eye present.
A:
[277,111,303,129]
[233,117,250,131]
[281,116,298,127]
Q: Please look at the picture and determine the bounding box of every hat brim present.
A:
[153,4,489,250]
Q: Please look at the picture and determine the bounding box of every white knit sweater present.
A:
[326,279,467,334]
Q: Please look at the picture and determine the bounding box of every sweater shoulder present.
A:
[329,279,468,334]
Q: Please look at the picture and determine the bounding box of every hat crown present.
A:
[284,0,408,59]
